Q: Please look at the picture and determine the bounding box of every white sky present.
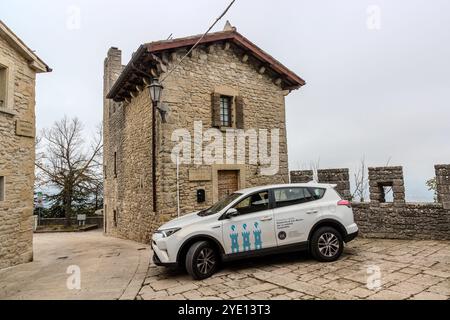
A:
[1,0,449,201]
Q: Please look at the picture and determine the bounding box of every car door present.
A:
[273,187,320,246]
[222,190,276,255]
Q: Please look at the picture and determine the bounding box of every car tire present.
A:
[185,241,219,280]
[310,226,344,262]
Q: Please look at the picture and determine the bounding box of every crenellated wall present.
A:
[290,164,450,240]
[290,168,351,200]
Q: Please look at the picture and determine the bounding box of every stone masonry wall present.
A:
[317,169,351,200]
[291,165,450,240]
[104,43,290,243]
[290,170,313,183]
[0,36,37,269]
[435,164,450,210]
[368,166,405,204]
[290,168,351,200]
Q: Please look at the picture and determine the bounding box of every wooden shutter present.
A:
[235,96,245,129]
[211,93,221,128]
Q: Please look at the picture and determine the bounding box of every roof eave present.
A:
[0,20,52,73]
[106,45,148,101]
[107,30,306,100]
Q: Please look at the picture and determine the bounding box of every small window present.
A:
[220,95,232,127]
[104,205,107,231]
[0,176,5,201]
[377,182,393,203]
[0,65,7,109]
[234,191,269,215]
[274,187,316,208]
[113,209,118,227]
[113,152,117,178]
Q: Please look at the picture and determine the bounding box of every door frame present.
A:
[212,164,246,203]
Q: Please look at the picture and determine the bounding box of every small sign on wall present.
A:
[189,169,212,181]
[15,120,34,138]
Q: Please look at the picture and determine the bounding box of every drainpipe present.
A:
[152,100,157,213]
[176,154,180,217]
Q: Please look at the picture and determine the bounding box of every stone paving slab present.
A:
[138,238,450,300]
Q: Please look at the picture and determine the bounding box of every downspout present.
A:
[152,99,157,213]
[176,154,180,217]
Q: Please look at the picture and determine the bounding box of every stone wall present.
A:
[353,202,450,240]
[317,169,351,200]
[368,166,405,204]
[291,165,450,240]
[290,170,313,183]
[104,43,290,243]
[435,165,450,210]
[290,168,351,200]
[0,36,37,269]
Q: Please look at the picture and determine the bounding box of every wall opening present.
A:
[382,186,394,203]
[104,204,107,232]
[114,152,117,178]
[377,182,393,203]
[113,209,117,227]
[0,176,5,201]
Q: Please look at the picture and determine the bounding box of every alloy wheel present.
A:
[196,247,216,275]
[318,232,340,257]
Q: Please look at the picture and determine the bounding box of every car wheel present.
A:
[185,241,219,280]
[310,226,344,262]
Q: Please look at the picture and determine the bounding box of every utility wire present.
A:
[159,0,236,84]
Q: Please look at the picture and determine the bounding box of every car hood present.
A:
[158,211,207,230]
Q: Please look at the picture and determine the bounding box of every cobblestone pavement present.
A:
[138,238,450,300]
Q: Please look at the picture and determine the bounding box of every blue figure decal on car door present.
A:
[242,224,251,251]
[253,222,262,249]
[230,225,240,253]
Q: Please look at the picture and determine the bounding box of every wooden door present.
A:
[218,170,239,201]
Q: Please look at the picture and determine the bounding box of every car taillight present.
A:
[337,200,352,208]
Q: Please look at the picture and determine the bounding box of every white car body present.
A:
[152,183,358,270]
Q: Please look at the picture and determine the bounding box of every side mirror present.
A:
[225,208,239,219]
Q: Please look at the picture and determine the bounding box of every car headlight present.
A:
[156,227,181,238]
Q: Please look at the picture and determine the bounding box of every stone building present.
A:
[0,21,51,269]
[103,25,305,243]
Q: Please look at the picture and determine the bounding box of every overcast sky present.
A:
[1,0,449,201]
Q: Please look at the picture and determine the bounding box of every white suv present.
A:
[152,183,358,279]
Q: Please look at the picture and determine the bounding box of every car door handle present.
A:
[260,216,273,221]
[306,210,318,214]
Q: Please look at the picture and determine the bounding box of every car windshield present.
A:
[198,193,242,217]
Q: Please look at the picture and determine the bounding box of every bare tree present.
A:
[352,156,368,202]
[35,117,103,226]
[351,156,393,202]
[310,157,321,182]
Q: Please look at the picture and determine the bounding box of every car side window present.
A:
[234,191,269,215]
[310,187,326,200]
[274,187,316,208]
